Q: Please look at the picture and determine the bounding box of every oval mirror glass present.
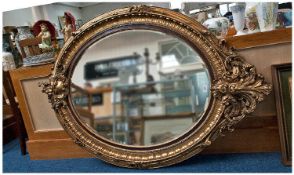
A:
[70,29,210,146]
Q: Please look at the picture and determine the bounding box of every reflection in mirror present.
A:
[71,30,210,146]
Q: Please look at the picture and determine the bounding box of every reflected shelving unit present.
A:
[111,78,198,145]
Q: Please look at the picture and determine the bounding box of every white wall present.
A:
[72,30,172,87]
[3,2,170,31]
[3,3,82,31]
[3,7,34,26]
[81,2,170,23]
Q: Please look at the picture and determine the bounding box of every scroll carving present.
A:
[211,55,272,133]
[40,75,69,110]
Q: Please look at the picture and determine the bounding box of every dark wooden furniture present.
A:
[9,64,91,159]
[18,37,42,59]
[3,97,17,144]
[3,71,27,155]
[18,38,58,60]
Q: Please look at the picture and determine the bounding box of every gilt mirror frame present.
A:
[42,5,272,169]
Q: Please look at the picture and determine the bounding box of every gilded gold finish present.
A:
[42,5,271,168]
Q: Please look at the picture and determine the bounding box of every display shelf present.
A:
[113,78,196,117]
[225,28,292,50]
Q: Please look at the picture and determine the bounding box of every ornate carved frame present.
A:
[42,5,272,169]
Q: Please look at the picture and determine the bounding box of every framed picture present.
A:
[142,115,193,145]
[272,63,292,166]
[84,54,140,80]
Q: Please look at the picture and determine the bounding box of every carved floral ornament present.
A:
[41,5,271,168]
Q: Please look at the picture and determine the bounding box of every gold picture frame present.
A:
[41,5,272,168]
[272,63,292,166]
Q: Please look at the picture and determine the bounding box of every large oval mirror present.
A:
[70,30,210,146]
[42,5,271,169]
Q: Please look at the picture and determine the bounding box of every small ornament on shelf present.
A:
[33,20,57,51]
[37,23,52,49]
[61,12,76,42]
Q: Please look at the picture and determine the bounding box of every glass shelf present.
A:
[113,77,196,117]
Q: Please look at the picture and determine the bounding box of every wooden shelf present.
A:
[225,28,292,50]
[87,87,112,94]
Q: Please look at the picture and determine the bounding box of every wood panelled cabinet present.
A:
[9,64,92,159]
[10,28,292,159]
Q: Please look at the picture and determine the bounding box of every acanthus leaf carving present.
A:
[129,4,149,13]
[39,74,69,111]
[211,54,272,133]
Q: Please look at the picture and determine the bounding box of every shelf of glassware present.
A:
[110,78,197,145]
[112,78,197,118]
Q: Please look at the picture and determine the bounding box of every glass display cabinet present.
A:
[109,74,209,145]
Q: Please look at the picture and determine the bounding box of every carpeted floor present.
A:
[3,139,292,173]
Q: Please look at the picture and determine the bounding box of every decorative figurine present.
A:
[61,12,76,42]
[33,20,57,51]
[23,20,58,67]
[38,23,52,49]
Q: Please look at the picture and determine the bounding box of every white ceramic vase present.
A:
[256,2,279,32]
[245,2,260,33]
[230,3,247,36]
[203,17,230,38]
